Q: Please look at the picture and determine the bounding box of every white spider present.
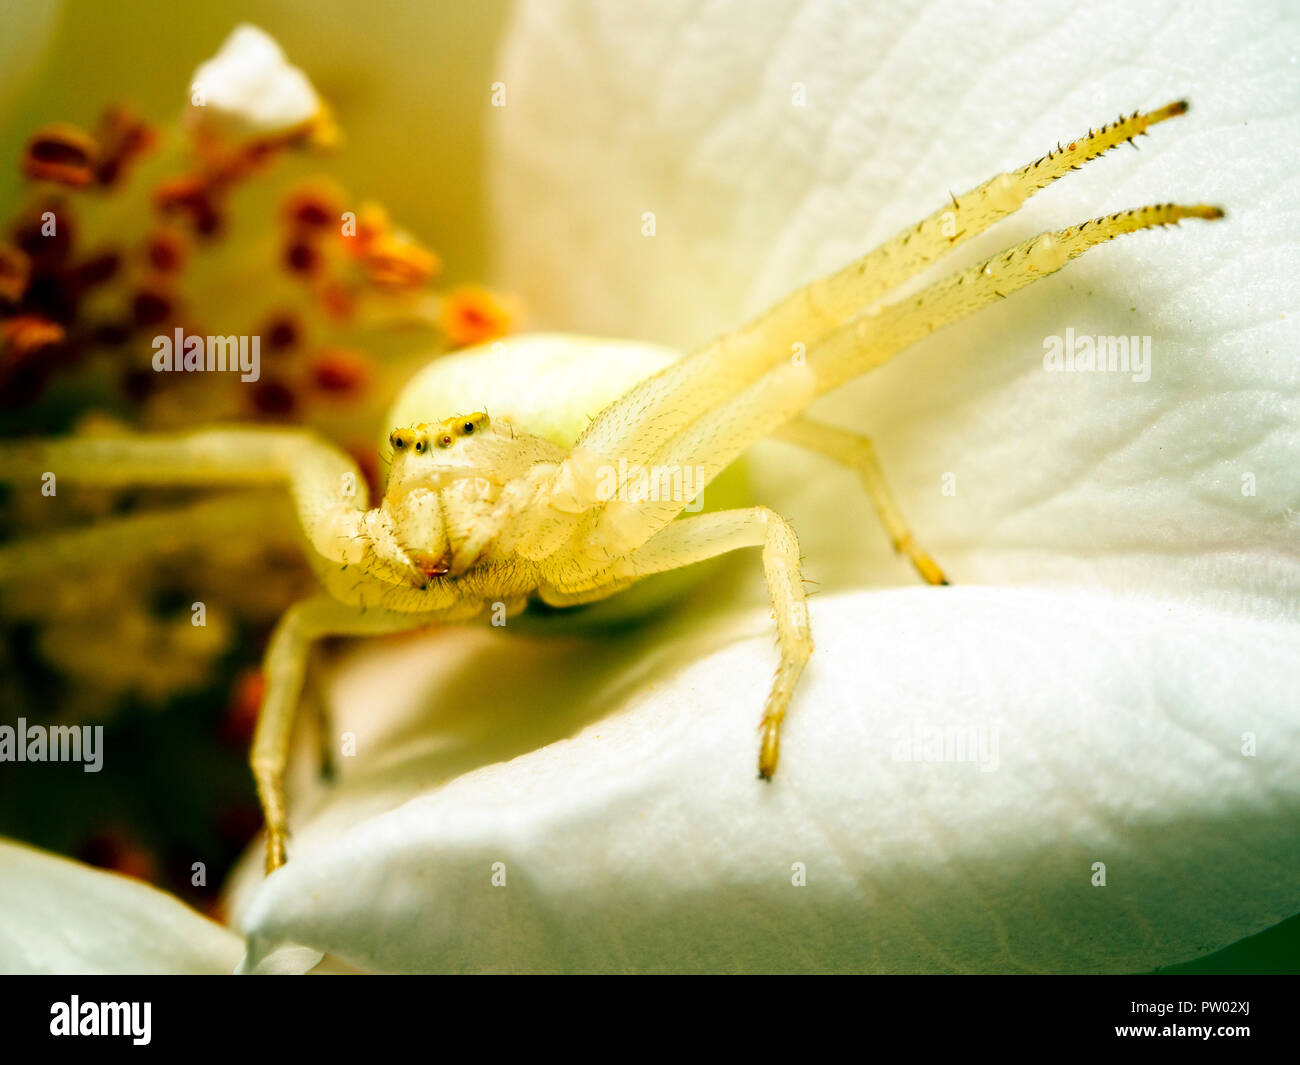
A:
[0,101,1220,870]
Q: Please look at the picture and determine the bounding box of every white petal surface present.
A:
[237,585,1300,973]
[0,839,243,974]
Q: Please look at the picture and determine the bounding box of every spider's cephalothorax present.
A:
[0,102,1221,870]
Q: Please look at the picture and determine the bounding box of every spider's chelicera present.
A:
[0,102,1221,871]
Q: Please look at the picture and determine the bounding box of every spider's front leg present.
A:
[0,428,370,565]
[591,507,812,778]
[252,595,434,871]
[0,428,418,871]
[0,490,297,582]
[577,102,1196,471]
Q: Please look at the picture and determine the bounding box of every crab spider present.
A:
[0,102,1220,872]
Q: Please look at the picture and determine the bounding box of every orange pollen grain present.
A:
[153,175,221,236]
[362,238,441,289]
[0,315,65,358]
[263,313,301,352]
[284,182,342,231]
[284,238,324,276]
[310,347,371,394]
[440,284,515,348]
[146,229,188,273]
[22,124,99,187]
[318,280,357,321]
[92,105,155,186]
[0,245,32,303]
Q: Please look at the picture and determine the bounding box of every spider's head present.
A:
[375,411,565,585]
[385,412,498,490]
[389,411,489,458]
[384,410,560,498]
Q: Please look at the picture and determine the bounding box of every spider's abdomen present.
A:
[383,334,681,463]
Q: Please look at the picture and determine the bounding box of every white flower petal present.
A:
[187,23,323,140]
[236,587,1300,973]
[0,839,243,974]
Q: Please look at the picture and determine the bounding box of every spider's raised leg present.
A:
[0,428,368,564]
[585,361,816,555]
[775,417,947,586]
[253,595,433,871]
[578,102,1194,470]
[590,195,1218,556]
[598,506,812,779]
[806,202,1223,395]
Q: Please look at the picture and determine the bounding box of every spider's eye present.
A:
[454,412,488,436]
[413,438,426,454]
[437,434,454,449]
[389,428,414,451]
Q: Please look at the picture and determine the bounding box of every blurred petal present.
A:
[237,586,1300,973]
[0,839,242,974]
[0,0,59,122]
